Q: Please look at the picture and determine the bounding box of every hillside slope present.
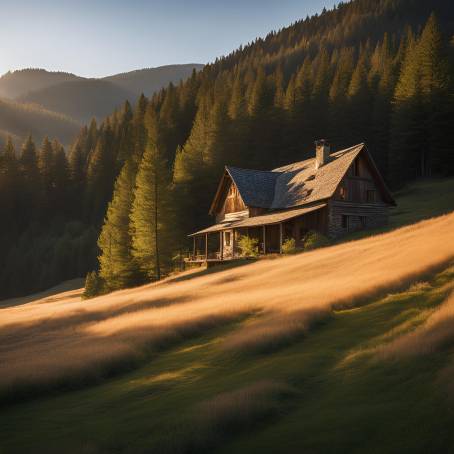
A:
[103,64,204,96]
[0,98,80,146]
[18,79,135,123]
[0,69,81,99]
[15,64,203,122]
[1,205,454,452]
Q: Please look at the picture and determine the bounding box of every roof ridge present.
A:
[225,165,281,174]
[272,142,365,171]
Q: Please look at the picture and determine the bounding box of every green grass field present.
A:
[1,178,454,454]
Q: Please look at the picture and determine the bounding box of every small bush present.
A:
[304,230,330,251]
[82,271,105,300]
[282,238,297,254]
[238,236,259,257]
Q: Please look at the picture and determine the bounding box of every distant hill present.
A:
[0,69,81,99]
[103,64,204,96]
[0,64,203,142]
[7,64,203,123]
[0,98,80,147]
[18,79,135,123]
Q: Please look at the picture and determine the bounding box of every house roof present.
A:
[217,143,394,211]
[225,166,281,208]
[271,143,366,208]
[189,203,327,236]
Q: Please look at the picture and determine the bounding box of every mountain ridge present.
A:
[0,63,204,142]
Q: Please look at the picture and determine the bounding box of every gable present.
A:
[209,166,280,215]
[209,172,247,217]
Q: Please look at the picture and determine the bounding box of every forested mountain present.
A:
[102,64,204,97]
[18,79,135,123]
[4,65,203,124]
[1,0,453,300]
[0,69,81,99]
[0,99,80,147]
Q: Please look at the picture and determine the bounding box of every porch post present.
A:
[193,236,196,259]
[232,228,236,258]
[205,233,208,260]
[279,223,283,254]
[262,225,266,254]
[220,231,223,260]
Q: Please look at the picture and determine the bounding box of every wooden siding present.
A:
[328,201,389,238]
[249,207,267,217]
[335,155,385,204]
[287,207,328,247]
[215,179,247,222]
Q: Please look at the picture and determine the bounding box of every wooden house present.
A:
[188,141,395,262]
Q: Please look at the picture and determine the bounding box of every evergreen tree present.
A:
[416,13,451,175]
[130,108,174,281]
[19,135,40,223]
[38,137,55,214]
[52,140,70,214]
[98,158,143,290]
[82,271,104,299]
[86,123,116,223]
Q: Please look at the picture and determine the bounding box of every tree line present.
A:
[1,0,453,299]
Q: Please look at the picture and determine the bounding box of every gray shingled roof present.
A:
[226,143,366,210]
[225,166,281,208]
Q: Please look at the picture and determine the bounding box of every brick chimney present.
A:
[314,139,330,170]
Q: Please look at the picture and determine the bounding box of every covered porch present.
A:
[186,203,327,263]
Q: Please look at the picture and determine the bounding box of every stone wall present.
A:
[328,201,389,239]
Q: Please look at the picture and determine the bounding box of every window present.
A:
[339,186,348,200]
[224,231,231,246]
[366,190,376,203]
[342,215,349,230]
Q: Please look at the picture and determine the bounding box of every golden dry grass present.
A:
[1,212,454,398]
[380,292,454,358]
[195,380,295,428]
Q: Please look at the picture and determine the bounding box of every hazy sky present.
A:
[2,0,336,78]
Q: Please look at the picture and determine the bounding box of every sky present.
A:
[1,0,336,78]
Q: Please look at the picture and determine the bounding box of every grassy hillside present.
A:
[1,179,454,453]
[0,98,80,146]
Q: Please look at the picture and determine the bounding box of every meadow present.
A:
[1,178,454,453]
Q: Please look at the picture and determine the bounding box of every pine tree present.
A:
[82,271,104,299]
[390,14,451,183]
[38,137,55,214]
[19,135,40,223]
[98,158,143,290]
[417,13,451,175]
[52,140,70,214]
[86,123,116,223]
[130,108,174,281]
[0,137,19,236]
[389,29,421,184]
